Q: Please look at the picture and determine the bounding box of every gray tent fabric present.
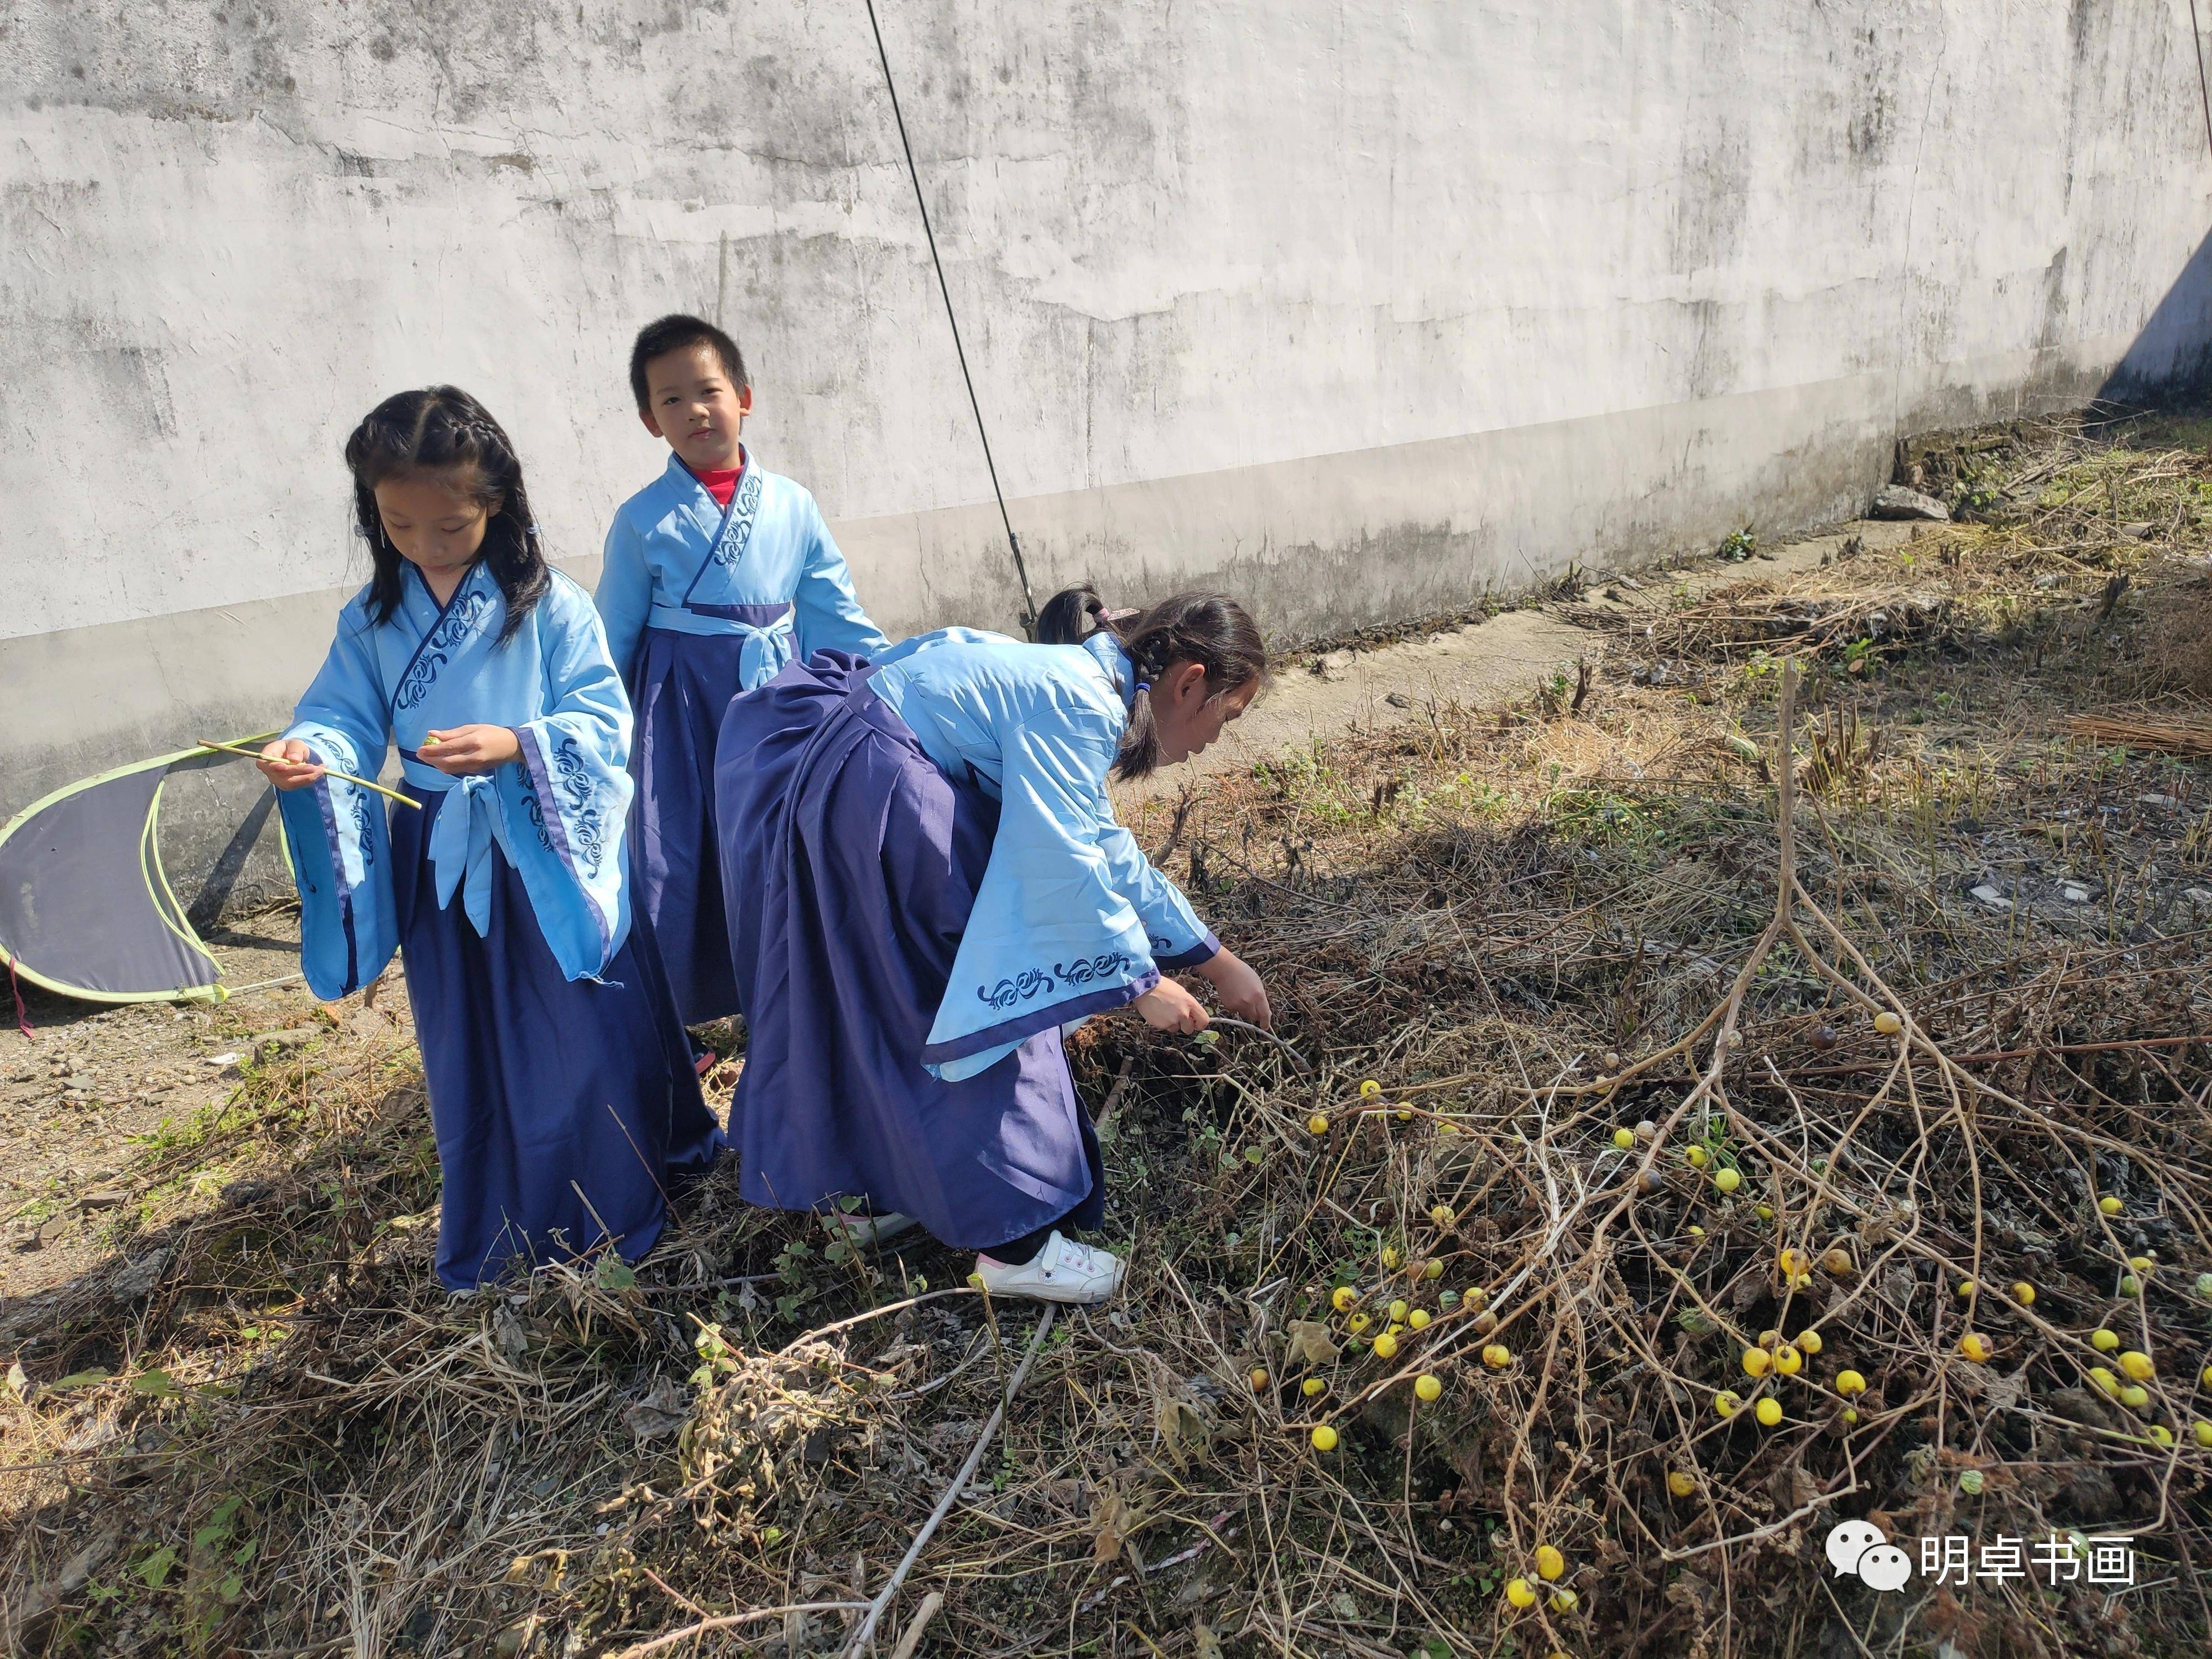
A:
[0,740,268,1005]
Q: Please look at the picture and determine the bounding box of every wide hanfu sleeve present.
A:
[1095,821,1219,969]
[920,719,1160,1083]
[499,582,639,980]
[276,603,400,1000]
[593,509,653,688]
[792,495,891,662]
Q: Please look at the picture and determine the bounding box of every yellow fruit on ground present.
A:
[1250,1368,1270,1390]
[1688,1225,1706,1238]
[2012,1281,2035,1306]
[1773,1344,1803,1376]
[1550,1588,1579,1612]
[2121,1384,2150,1409]
[1360,1079,1383,1098]
[1797,1329,1823,1354]
[1823,1248,1853,1276]
[2089,1366,2121,1397]
[1714,1390,1742,1417]
[1307,1114,1330,1135]
[1755,1397,1784,1427]
[1311,1424,1339,1451]
[2130,1255,2154,1274]
[1835,1370,1867,1396]
[2121,1350,2155,1381]
[1430,1204,1456,1227]
[1959,1333,1992,1363]
[1505,1577,1536,1607]
[2148,1424,2174,1448]
[1472,1310,1498,1335]
[1348,1313,1371,1334]
[1415,1374,1442,1402]
[2203,1365,2212,1390]
[1686,1146,1709,1168]
[2091,1328,2121,1352]
[1381,1246,1402,1270]
[1780,1248,1809,1277]
[1756,1204,1775,1220]
[1715,1167,1742,1193]
[1741,1348,1772,1378]
[1536,1544,1566,1580]
[1956,1279,1975,1298]
[1874,1010,1902,1035]
[1396,1105,1413,1121]
[1758,1328,1782,1349]
[1388,1299,1410,1323]
[1465,1286,1489,1307]
[1842,1407,1860,1425]
[1483,1343,1511,1369]
[1423,1258,1445,1280]
[1408,1309,1432,1329]
[1373,1333,1399,1360]
[2193,1420,2212,1448]
[1302,1378,1326,1398]
[2099,1196,2124,1216]
[2120,1275,2142,1297]
[1332,1285,1357,1312]
[1613,1127,1635,1149]
[1667,1469,1696,1496]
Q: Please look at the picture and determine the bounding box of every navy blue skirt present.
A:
[628,628,749,1025]
[713,653,1103,1253]
[394,787,725,1290]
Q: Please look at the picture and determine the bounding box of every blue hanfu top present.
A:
[595,449,888,689]
[276,564,636,1001]
[865,628,1220,1082]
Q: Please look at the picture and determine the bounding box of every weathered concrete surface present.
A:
[4,2,2211,911]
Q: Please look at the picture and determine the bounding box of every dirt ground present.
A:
[8,406,2212,1659]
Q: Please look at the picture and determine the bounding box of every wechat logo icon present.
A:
[1827,1519,1913,1592]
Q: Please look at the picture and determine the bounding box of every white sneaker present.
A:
[824,1211,920,1248]
[974,1232,1126,1305]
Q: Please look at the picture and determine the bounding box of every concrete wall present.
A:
[4,0,2211,916]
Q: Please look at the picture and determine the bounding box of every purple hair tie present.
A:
[1135,680,1151,694]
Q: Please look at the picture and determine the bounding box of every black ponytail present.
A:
[345,386,550,646]
[1037,582,1270,780]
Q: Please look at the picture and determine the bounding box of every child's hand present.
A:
[421,725,522,775]
[1197,947,1272,1029]
[1133,977,1210,1035]
[255,739,325,792]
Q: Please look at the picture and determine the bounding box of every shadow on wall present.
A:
[2099,230,2212,403]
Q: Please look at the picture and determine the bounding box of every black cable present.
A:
[863,0,1040,636]
[2190,0,2212,167]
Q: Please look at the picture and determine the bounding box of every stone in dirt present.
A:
[1871,484,1952,521]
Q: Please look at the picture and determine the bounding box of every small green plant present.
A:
[1717,527,1757,561]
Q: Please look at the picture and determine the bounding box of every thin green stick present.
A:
[195,738,420,808]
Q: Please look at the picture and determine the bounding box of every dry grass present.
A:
[8,406,2212,1659]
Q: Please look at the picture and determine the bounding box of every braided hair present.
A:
[1036,584,1269,780]
[345,386,550,646]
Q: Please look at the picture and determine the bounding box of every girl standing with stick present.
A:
[259,388,721,1291]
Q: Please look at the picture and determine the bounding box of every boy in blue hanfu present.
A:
[258,387,723,1292]
[595,315,888,1030]
[714,584,1275,1303]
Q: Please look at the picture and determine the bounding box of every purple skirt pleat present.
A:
[394,788,725,1291]
[628,628,748,1025]
[713,651,1102,1253]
